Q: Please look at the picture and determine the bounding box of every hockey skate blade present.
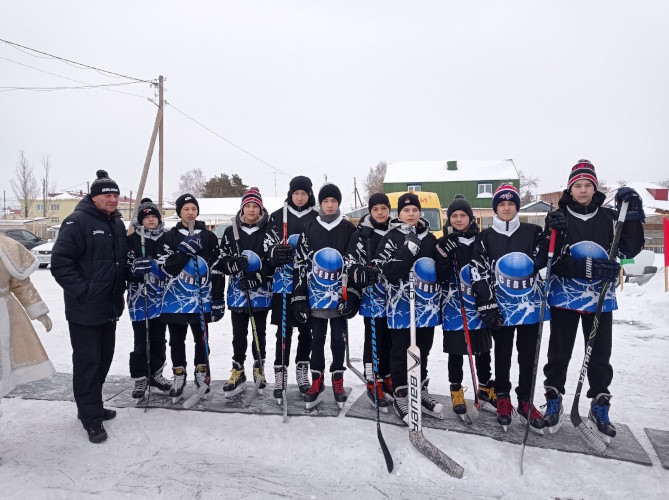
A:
[478,400,496,413]
[409,430,464,479]
[422,407,444,420]
[574,422,607,453]
[171,396,182,404]
[518,415,545,435]
[183,385,208,409]
[585,418,613,445]
[223,384,246,399]
[367,398,389,413]
[547,415,565,434]
[305,393,324,410]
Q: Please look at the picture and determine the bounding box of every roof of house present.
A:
[520,200,555,212]
[164,196,288,225]
[384,159,519,184]
[603,182,669,213]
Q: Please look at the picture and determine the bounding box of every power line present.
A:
[0,81,153,92]
[0,55,154,99]
[0,38,151,82]
[167,101,291,178]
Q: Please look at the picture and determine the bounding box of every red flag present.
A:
[664,216,669,267]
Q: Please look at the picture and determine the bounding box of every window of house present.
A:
[478,183,492,195]
[37,204,44,212]
[50,203,59,211]
[51,217,60,223]
[407,184,422,192]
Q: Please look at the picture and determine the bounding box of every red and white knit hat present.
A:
[492,183,520,213]
[568,159,598,192]
[241,187,263,209]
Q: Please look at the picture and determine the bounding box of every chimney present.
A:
[447,160,458,171]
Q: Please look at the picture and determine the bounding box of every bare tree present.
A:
[10,151,40,218]
[518,169,539,205]
[657,178,669,188]
[364,161,387,198]
[597,178,610,193]
[174,168,206,198]
[40,154,57,217]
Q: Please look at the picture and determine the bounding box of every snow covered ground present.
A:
[1,258,668,499]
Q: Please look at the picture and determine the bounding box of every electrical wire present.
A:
[0,81,153,92]
[0,38,151,82]
[167,101,291,177]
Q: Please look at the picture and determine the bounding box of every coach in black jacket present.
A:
[51,170,127,444]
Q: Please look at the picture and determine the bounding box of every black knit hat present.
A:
[568,159,598,192]
[241,187,263,210]
[90,169,120,197]
[289,175,313,195]
[447,194,474,222]
[137,197,162,224]
[175,193,199,217]
[368,192,390,213]
[397,192,421,213]
[318,183,342,205]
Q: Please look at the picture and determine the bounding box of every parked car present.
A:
[212,223,231,244]
[31,240,56,268]
[0,228,45,250]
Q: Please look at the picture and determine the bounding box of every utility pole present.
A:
[87,181,90,194]
[158,75,164,215]
[129,190,133,220]
[43,179,47,217]
[353,177,358,209]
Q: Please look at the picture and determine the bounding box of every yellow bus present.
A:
[386,191,444,239]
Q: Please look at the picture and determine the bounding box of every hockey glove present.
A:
[615,187,645,222]
[351,266,380,288]
[338,287,361,319]
[437,233,459,258]
[239,271,263,292]
[477,300,504,330]
[577,256,621,281]
[272,244,294,266]
[404,231,421,256]
[546,211,568,231]
[224,255,249,274]
[292,296,310,325]
[131,256,154,276]
[211,299,225,323]
[177,235,202,256]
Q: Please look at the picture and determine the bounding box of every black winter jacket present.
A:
[51,195,127,326]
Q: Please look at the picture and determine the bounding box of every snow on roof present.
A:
[603,182,669,213]
[163,196,287,224]
[49,192,83,200]
[384,159,519,183]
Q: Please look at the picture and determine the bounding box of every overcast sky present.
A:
[1,1,668,211]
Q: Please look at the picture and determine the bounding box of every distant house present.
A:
[540,189,564,208]
[520,200,555,213]
[381,159,520,228]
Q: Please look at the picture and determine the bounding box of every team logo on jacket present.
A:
[178,256,209,291]
[413,257,437,299]
[242,249,262,272]
[311,248,343,285]
[146,260,162,293]
[458,264,475,305]
[495,252,535,296]
[570,241,608,284]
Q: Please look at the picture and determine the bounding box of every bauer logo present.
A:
[242,249,262,272]
[495,252,535,296]
[178,256,209,290]
[412,257,437,298]
[311,248,343,285]
[570,241,608,284]
[458,264,475,304]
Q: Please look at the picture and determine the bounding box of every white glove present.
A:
[37,314,52,332]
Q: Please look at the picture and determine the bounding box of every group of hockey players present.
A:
[51,160,645,444]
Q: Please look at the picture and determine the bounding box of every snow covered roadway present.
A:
[1,264,668,499]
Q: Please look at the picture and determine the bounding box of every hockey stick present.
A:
[343,273,366,383]
[570,201,628,453]
[141,228,152,412]
[281,202,289,422]
[367,238,393,473]
[519,228,557,474]
[408,271,464,479]
[231,218,266,404]
[183,221,212,409]
[453,252,480,414]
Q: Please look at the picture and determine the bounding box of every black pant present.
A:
[310,316,346,373]
[363,316,392,379]
[492,324,539,400]
[168,321,207,369]
[389,327,435,389]
[273,323,312,366]
[68,321,116,429]
[129,319,167,378]
[448,351,492,386]
[231,309,268,366]
[544,307,613,398]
